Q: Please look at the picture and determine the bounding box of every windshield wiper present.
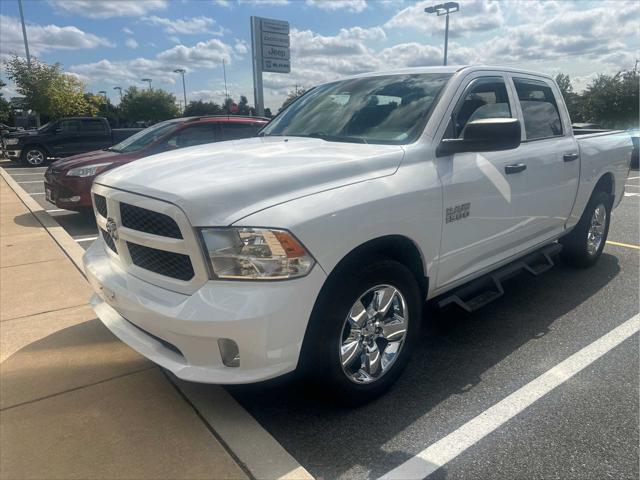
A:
[301,132,368,144]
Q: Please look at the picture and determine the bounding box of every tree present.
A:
[555,73,583,122]
[238,95,251,115]
[581,70,639,129]
[183,99,224,116]
[0,80,11,123]
[119,86,179,124]
[4,56,92,126]
[279,86,307,112]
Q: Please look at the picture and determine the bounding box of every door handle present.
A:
[505,163,527,174]
[563,152,579,162]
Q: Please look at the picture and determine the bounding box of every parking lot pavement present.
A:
[0,173,250,480]
[2,159,639,480]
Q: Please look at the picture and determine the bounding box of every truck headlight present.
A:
[199,227,315,280]
[66,162,113,177]
[5,138,19,145]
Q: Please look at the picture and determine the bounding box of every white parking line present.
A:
[627,176,639,180]
[378,314,640,480]
[9,173,45,176]
[624,192,640,197]
[29,192,45,195]
[75,236,98,243]
[17,180,44,184]
[46,209,66,213]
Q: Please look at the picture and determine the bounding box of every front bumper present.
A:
[83,239,327,384]
[44,169,94,210]
[3,149,21,160]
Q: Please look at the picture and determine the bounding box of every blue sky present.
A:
[1,0,638,111]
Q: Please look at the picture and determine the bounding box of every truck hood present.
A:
[96,136,404,226]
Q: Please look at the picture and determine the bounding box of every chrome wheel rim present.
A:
[587,203,607,256]
[26,149,44,166]
[339,284,408,385]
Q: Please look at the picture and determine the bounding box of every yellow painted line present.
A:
[606,240,640,250]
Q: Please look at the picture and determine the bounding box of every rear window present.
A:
[219,123,261,140]
[513,78,563,140]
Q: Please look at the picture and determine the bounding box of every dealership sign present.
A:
[251,16,291,115]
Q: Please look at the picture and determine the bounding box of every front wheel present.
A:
[302,258,421,404]
[560,190,612,268]
[21,147,47,167]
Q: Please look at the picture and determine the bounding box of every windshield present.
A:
[261,73,452,144]
[109,120,181,153]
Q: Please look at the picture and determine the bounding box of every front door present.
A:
[434,74,526,290]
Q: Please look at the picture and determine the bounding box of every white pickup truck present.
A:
[84,66,633,401]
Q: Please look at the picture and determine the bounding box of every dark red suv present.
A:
[44,115,268,211]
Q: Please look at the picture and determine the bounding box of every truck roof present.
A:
[339,65,555,82]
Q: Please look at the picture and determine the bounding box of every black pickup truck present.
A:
[2,117,141,167]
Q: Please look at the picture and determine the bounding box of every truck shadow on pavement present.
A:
[226,253,625,479]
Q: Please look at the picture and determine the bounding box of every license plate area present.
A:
[45,186,54,203]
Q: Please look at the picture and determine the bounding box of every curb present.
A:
[0,166,314,480]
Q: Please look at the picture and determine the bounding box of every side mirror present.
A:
[436,118,521,157]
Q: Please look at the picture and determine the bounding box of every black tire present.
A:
[20,146,47,167]
[300,257,421,404]
[560,190,612,268]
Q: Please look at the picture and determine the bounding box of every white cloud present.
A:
[122,27,134,35]
[141,16,224,35]
[157,39,234,69]
[385,0,504,37]
[125,38,138,49]
[234,39,250,56]
[0,15,113,57]
[305,0,367,12]
[48,0,168,19]
[213,0,232,6]
[237,0,290,5]
[69,37,239,87]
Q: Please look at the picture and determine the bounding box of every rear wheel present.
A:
[21,147,47,167]
[302,258,421,404]
[560,190,612,268]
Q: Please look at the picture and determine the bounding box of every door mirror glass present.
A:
[437,118,521,156]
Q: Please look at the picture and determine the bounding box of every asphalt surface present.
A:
[2,158,639,479]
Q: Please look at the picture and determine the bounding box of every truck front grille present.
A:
[120,203,182,239]
[127,242,194,281]
[94,194,107,218]
[100,228,117,252]
[91,184,208,293]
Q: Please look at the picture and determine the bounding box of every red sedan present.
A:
[44,115,268,211]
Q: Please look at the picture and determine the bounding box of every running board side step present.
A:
[437,243,562,313]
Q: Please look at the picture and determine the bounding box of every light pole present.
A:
[98,90,108,112]
[424,2,460,66]
[17,0,31,68]
[173,69,187,112]
[113,86,122,102]
[141,78,152,90]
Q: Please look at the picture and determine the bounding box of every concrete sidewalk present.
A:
[0,175,247,479]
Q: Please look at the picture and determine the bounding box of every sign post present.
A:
[251,16,290,117]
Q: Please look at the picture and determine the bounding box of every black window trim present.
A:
[446,75,514,139]
[512,76,565,142]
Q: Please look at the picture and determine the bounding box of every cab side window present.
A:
[172,124,219,148]
[81,119,107,134]
[59,120,81,134]
[450,78,511,138]
[513,78,563,140]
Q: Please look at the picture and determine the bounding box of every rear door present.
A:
[434,73,526,288]
[505,75,579,247]
[79,119,112,151]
